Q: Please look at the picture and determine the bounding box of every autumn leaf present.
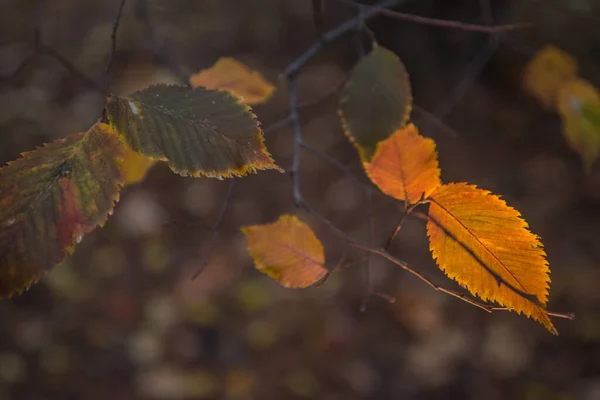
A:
[524,45,578,111]
[121,144,155,184]
[364,124,441,205]
[426,183,555,333]
[105,84,281,178]
[190,57,275,105]
[557,78,600,172]
[340,46,412,161]
[0,123,124,298]
[242,215,327,288]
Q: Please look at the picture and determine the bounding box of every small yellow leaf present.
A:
[557,78,600,172]
[121,145,155,184]
[364,124,441,205]
[523,45,578,111]
[190,57,275,105]
[241,215,327,288]
[427,183,555,334]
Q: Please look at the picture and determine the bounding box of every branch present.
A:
[192,179,236,279]
[104,0,128,92]
[283,0,403,77]
[39,45,104,93]
[332,0,533,34]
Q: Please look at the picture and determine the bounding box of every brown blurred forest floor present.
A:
[1,0,600,399]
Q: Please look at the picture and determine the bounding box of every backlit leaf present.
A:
[242,215,327,288]
[105,84,281,178]
[340,46,412,161]
[364,124,441,205]
[426,183,555,334]
[121,145,155,184]
[190,57,275,105]
[557,78,600,172]
[0,123,124,298]
[524,45,578,111]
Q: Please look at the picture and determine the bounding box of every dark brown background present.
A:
[1,0,600,399]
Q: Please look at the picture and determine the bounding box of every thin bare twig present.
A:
[192,179,236,279]
[104,0,127,92]
[361,190,375,311]
[39,45,104,93]
[385,200,421,250]
[332,0,533,34]
[288,76,303,207]
[413,104,459,137]
[434,0,500,120]
[312,0,326,43]
[0,50,35,83]
[283,0,403,77]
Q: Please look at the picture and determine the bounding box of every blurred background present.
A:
[1,0,600,399]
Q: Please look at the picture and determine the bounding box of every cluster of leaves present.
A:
[0,58,280,298]
[244,46,556,334]
[1,45,558,333]
[524,45,600,172]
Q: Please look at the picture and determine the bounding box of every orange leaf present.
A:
[189,57,275,105]
[426,183,555,334]
[242,215,327,288]
[364,124,441,205]
[523,45,578,111]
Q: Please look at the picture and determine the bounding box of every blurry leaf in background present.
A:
[121,145,155,185]
[105,84,281,178]
[0,123,124,298]
[523,45,578,110]
[242,214,327,288]
[340,46,412,161]
[364,123,441,205]
[557,78,600,172]
[426,183,555,334]
[189,57,276,105]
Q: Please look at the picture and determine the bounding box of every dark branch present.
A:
[192,179,236,279]
[104,0,128,92]
[333,0,533,34]
[283,0,403,77]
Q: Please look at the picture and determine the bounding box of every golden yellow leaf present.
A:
[557,78,600,172]
[364,124,441,205]
[426,183,555,334]
[241,215,327,288]
[523,45,578,110]
[189,57,275,105]
[121,145,155,184]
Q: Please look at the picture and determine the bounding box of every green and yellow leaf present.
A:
[364,124,441,205]
[524,45,578,111]
[242,214,327,288]
[105,84,281,178]
[0,123,124,298]
[340,46,412,161]
[557,78,600,172]
[190,57,275,105]
[426,183,555,334]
